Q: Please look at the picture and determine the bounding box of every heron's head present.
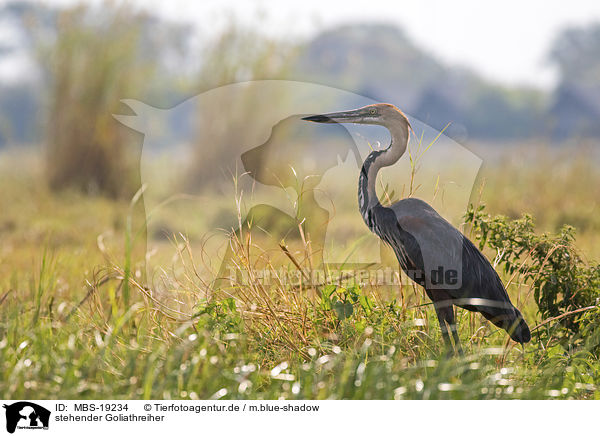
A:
[302,103,410,129]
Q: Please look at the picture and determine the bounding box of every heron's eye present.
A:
[369,108,377,115]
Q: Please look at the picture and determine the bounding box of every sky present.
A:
[5,0,600,89]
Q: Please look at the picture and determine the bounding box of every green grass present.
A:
[1,146,600,399]
[1,256,599,399]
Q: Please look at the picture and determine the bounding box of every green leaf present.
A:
[347,285,361,303]
[359,295,374,315]
[323,284,336,298]
[546,344,563,358]
[333,300,353,320]
[321,285,337,310]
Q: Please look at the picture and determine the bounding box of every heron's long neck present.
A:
[358,120,409,230]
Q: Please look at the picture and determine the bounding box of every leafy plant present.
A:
[320,284,375,321]
[193,298,243,334]
[465,203,600,337]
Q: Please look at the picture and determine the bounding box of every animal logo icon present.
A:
[113,80,481,297]
[3,402,50,433]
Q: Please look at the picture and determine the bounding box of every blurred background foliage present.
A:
[0,1,599,196]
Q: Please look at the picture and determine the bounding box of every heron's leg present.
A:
[433,301,454,351]
[433,301,462,356]
[450,317,463,356]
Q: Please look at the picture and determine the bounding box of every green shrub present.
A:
[465,203,600,339]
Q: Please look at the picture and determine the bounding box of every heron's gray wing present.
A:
[383,199,465,291]
[459,236,514,307]
[386,199,512,300]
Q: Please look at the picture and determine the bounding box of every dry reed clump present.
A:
[41,5,156,198]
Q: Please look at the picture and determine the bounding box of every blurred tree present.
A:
[465,85,547,140]
[0,84,39,145]
[197,22,297,91]
[295,24,442,108]
[42,5,148,196]
[34,3,189,197]
[0,1,56,147]
[186,22,299,189]
[548,24,600,140]
[549,24,600,85]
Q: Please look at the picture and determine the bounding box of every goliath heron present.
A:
[303,103,530,352]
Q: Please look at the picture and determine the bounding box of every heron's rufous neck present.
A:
[358,116,410,230]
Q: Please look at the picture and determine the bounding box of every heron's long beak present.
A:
[302,109,363,124]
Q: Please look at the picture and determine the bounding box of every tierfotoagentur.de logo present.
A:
[2,402,50,434]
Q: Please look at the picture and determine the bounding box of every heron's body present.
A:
[304,103,530,351]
